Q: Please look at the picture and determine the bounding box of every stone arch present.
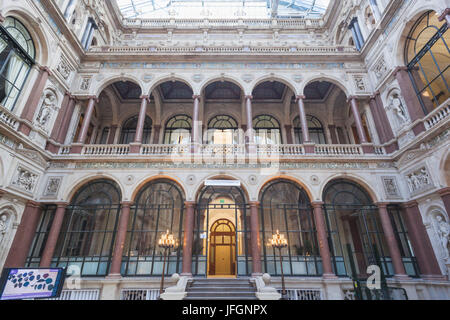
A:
[131,175,187,203]
[251,75,299,97]
[199,75,246,97]
[2,8,50,65]
[301,75,351,97]
[149,75,195,96]
[440,148,450,187]
[257,175,314,202]
[94,75,144,97]
[319,173,380,203]
[394,7,443,67]
[63,174,125,203]
[193,174,250,203]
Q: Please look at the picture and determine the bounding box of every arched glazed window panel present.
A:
[253,115,282,145]
[293,115,327,144]
[163,114,192,144]
[404,11,449,111]
[0,17,35,111]
[122,180,185,276]
[259,180,321,276]
[207,115,239,144]
[119,115,152,144]
[51,180,122,276]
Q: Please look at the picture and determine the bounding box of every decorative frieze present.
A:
[372,54,388,81]
[80,77,92,91]
[381,176,401,199]
[43,176,62,197]
[405,166,434,195]
[56,55,73,81]
[10,166,39,193]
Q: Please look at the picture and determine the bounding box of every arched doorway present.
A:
[193,182,250,277]
[209,219,236,276]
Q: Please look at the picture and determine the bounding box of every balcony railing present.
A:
[424,100,450,131]
[0,105,20,131]
[315,144,363,156]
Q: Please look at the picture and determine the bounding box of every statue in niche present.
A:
[387,93,408,124]
[36,92,56,127]
[435,215,450,260]
[0,213,9,245]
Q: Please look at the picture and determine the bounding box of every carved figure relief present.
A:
[11,166,38,193]
[35,90,57,129]
[434,214,450,260]
[386,91,409,129]
[405,167,433,194]
[0,212,10,245]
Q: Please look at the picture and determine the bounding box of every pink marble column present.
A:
[39,203,68,267]
[191,95,201,153]
[438,187,450,222]
[401,201,444,279]
[374,92,399,153]
[377,203,408,279]
[348,96,375,154]
[312,202,336,278]
[296,95,311,142]
[130,95,149,153]
[250,202,262,275]
[46,93,77,153]
[393,67,426,135]
[438,8,450,27]
[182,202,196,276]
[19,67,52,136]
[368,95,386,143]
[152,125,161,144]
[109,202,132,276]
[4,201,43,268]
[71,96,97,153]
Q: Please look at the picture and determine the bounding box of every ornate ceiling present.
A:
[116,0,331,19]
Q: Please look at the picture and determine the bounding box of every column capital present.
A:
[39,66,52,76]
[192,95,201,100]
[347,95,358,103]
[311,201,324,207]
[369,91,380,100]
[245,95,253,100]
[295,95,306,101]
[249,201,260,206]
[376,202,389,208]
[55,202,69,208]
[401,200,419,209]
[140,95,150,101]
[87,95,99,103]
[437,187,450,197]
[184,201,196,207]
[438,8,450,21]
[26,200,42,209]
[121,201,133,207]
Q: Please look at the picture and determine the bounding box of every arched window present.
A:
[119,115,152,144]
[122,180,184,276]
[207,115,238,144]
[405,11,449,111]
[51,180,122,276]
[163,114,192,144]
[259,180,320,276]
[293,115,326,144]
[0,17,35,111]
[253,115,282,145]
[322,179,419,278]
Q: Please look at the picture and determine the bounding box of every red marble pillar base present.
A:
[109,202,132,276]
[304,143,315,154]
[4,201,43,268]
[181,202,196,276]
[361,144,375,154]
[70,144,83,154]
[250,202,262,276]
[129,143,141,154]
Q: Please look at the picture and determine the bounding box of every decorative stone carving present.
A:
[248,175,258,185]
[0,212,10,245]
[57,56,72,80]
[386,91,409,127]
[381,176,401,199]
[241,74,253,83]
[186,175,196,185]
[405,167,433,194]
[80,77,92,91]
[35,89,57,129]
[15,144,48,168]
[434,214,450,260]
[192,74,204,83]
[142,74,153,83]
[372,55,388,80]
[310,175,320,186]
[124,175,135,186]
[353,75,367,92]
[44,177,62,197]
[11,166,38,193]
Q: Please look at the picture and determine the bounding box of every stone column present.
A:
[39,203,68,267]
[438,187,450,217]
[130,95,149,153]
[393,67,426,135]
[348,96,374,153]
[191,95,201,153]
[245,95,256,154]
[377,203,409,279]
[4,201,43,268]
[438,8,450,27]
[71,96,97,153]
[250,202,262,275]
[401,201,444,279]
[284,125,293,144]
[109,202,132,277]
[107,125,118,144]
[152,125,161,144]
[368,95,385,143]
[182,202,196,276]
[312,202,336,278]
[18,66,52,136]
[296,95,315,154]
[47,93,77,153]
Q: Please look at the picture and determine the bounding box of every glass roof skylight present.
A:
[116,0,331,19]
